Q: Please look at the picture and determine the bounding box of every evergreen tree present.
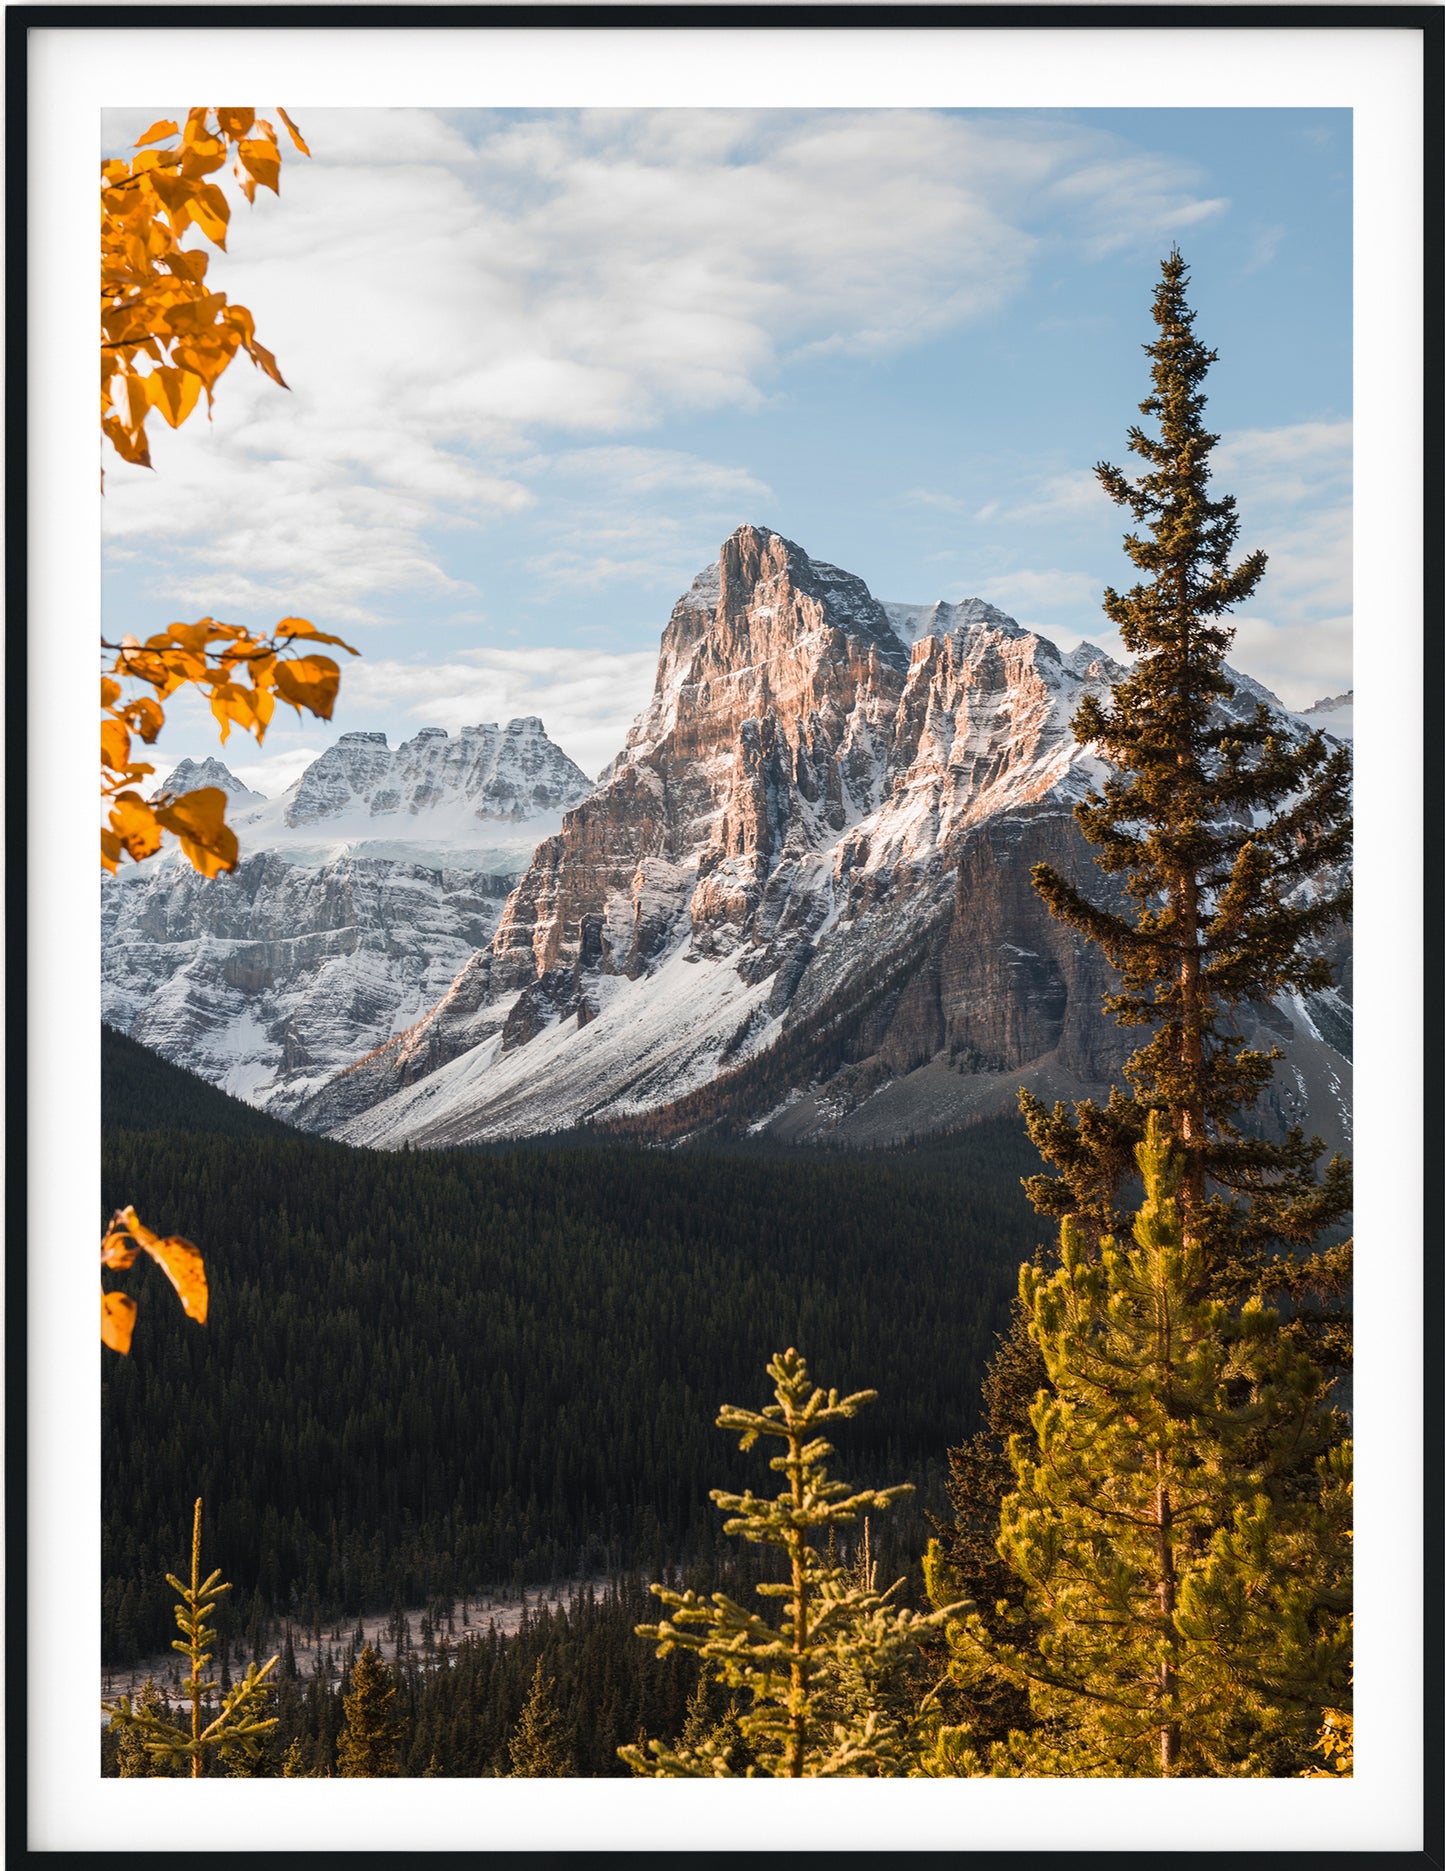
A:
[224,1682,281,1775]
[112,1679,176,1777]
[1021,247,1352,1278]
[929,1118,1352,1777]
[280,1737,311,1778]
[621,1349,961,1778]
[102,1500,278,1778]
[507,1661,574,1777]
[942,253,1354,1753]
[336,1644,404,1777]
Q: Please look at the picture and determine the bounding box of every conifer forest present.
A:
[100,243,1354,1785]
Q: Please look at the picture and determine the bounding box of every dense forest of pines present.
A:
[102,1025,1043,1669]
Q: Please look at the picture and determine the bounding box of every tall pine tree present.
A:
[1022,247,1352,1277]
[929,1117,1352,1776]
[942,249,1353,1761]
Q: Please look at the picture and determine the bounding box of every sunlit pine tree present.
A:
[102,1499,278,1777]
[930,1117,1352,1777]
[507,1661,574,1777]
[621,1348,962,1778]
[336,1643,404,1777]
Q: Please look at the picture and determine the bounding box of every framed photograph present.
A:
[13,4,1434,1855]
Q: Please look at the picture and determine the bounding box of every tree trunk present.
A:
[787,1430,807,1778]
[1155,1457,1180,1775]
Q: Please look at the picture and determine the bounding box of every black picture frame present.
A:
[8,5,1439,1857]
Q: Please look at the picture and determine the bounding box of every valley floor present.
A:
[100,1577,600,1717]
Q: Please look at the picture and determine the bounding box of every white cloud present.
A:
[1228,610,1352,712]
[977,567,1103,617]
[1209,422,1351,707]
[101,107,1229,626]
[519,447,772,597]
[1242,222,1286,275]
[1004,470,1109,523]
[224,745,330,798]
[1038,150,1227,258]
[1213,420,1352,512]
[339,646,659,779]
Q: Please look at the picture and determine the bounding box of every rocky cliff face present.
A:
[107,528,1350,1147]
[295,525,1351,1151]
[102,720,593,1116]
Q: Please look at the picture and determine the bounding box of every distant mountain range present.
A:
[103,525,1352,1149]
[101,720,593,1114]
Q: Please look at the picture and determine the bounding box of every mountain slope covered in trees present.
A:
[102,1026,1042,1667]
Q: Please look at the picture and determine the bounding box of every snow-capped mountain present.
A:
[102,720,594,1115]
[1301,691,1354,743]
[150,755,266,805]
[287,525,1350,1151]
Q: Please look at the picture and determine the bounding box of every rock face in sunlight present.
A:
[101,721,593,1118]
[277,524,1350,1151]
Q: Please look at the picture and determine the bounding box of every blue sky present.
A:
[101,105,1351,789]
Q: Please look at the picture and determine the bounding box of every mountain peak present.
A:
[883,596,1028,650]
[1301,689,1354,743]
[281,718,593,830]
[151,756,264,804]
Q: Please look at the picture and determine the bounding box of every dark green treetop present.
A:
[1023,248,1352,1279]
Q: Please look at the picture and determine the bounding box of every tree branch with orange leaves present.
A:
[100,109,358,1350]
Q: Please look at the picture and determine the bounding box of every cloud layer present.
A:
[102,107,1227,626]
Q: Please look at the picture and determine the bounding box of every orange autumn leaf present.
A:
[246,338,288,390]
[277,108,310,157]
[274,654,341,720]
[215,107,257,140]
[108,793,165,863]
[101,1206,209,1352]
[237,137,281,196]
[114,1205,208,1324]
[152,786,239,878]
[118,693,166,743]
[100,717,131,771]
[275,618,359,652]
[101,1290,138,1355]
[206,679,260,740]
[101,1230,140,1269]
[145,365,205,429]
[135,118,180,148]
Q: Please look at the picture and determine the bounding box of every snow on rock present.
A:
[295,525,1345,1149]
[329,942,782,1149]
[152,756,265,805]
[102,722,595,1118]
[1301,690,1354,744]
[110,528,1351,1149]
